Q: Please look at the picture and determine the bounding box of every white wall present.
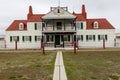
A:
[77,29,115,48]
[0,35,5,48]
[6,30,42,49]
[0,41,4,48]
[6,22,42,49]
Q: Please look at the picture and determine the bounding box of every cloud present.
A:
[0,0,120,35]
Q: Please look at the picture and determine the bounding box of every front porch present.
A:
[42,33,76,48]
[44,41,74,48]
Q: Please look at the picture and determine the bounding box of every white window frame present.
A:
[88,35,93,40]
[94,21,98,29]
[19,23,24,30]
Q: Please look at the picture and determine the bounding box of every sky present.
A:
[0,0,120,35]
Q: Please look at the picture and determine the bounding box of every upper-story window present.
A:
[93,21,99,29]
[76,22,84,30]
[19,23,24,30]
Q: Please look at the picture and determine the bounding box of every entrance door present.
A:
[55,35,60,46]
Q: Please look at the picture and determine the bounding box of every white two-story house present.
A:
[5,4,115,49]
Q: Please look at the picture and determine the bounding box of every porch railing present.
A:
[43,26,75,32]
[44,42,54,47]
[64,41,73,47]
[44,41,74,47]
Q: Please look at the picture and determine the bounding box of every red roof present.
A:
[73,12,86,21]
[28,14,44,22]
[6,14,115,31]
[6,14,44,31]
[6,20,27,31]
[87,18,115,29]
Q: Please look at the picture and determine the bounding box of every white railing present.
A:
[66,26,75,30]
[43,26,53,31]
[43,26,75,31]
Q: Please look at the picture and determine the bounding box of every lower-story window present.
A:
[64,35,70,41]
[98,34,107,41]
[35,36,41,42]
[22,36,32,42]
[86,35,95,41]
[46,35,54,42]
[77,35,83,41]
[10,36,19,42]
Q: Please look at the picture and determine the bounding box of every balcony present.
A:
[42,26,76,33]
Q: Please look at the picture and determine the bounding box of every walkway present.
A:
[53,51,67,80]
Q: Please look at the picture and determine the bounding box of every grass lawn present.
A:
[63,50,120,80]
[0,50,56,80]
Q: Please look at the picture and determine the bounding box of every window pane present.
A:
[100,35,104,40]
[76,23,80,29]
[88,35,92,40]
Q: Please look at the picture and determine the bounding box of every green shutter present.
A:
[17,36,19,42]
[105,35,107,40]
[68,35,70,41]
[35,36,37,42]
[29,36,32,42]
[86,35,88,41]
[22,36,24,42]
[98,35,100,41]
[35,23,37,30]
[74,35,76,42]
[93,35,95,41]
[81,22,83,29]
[81,35,83,41]
[10,36,12,42]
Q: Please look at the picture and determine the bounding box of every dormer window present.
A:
[19,23,24,30]
[94,21,99,29]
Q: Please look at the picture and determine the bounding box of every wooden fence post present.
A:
[15,40,17,50]
[74,42,76,54]
[103,39,105,49]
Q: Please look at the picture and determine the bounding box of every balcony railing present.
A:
[42,26,76,32]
